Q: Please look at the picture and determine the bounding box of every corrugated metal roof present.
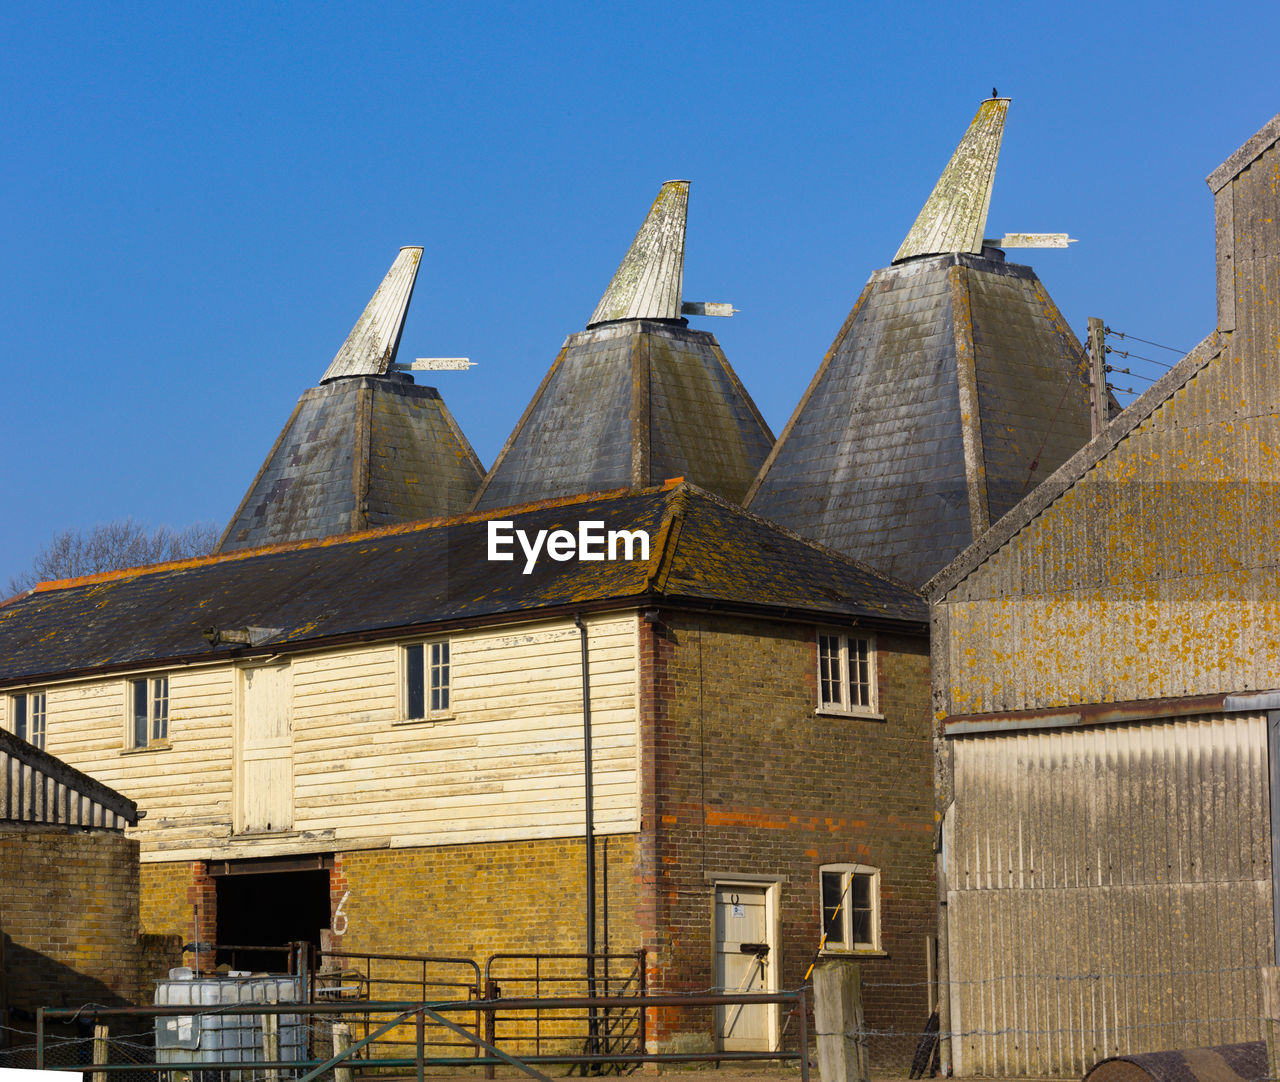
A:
[0,482,924,686]
[216,377,485,552]
[320,247,422,382]
[1,729,138,828]
[893,98,1008,263]
[588,181,688,326]
[473,320,773,511]
[747,251,1092,587]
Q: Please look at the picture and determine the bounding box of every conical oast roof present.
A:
[216,250,485,552]
[747,100,1093,588]
[472,182,773,511]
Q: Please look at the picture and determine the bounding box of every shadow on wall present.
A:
[1,932,184,1062]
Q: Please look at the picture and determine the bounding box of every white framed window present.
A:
[817,632,878,715]
[10,690,47,750]
[820,864,880,952]
[129,675,169,748]
[403,640,451,721]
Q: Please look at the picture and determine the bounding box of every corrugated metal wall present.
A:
[948,716,1271,1077]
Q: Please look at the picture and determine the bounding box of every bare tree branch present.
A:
[8,519,219,595]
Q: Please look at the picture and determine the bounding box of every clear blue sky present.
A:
[3,1,1277,587]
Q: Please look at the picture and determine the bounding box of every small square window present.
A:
[817,633,877,714]
[819,864,880,952]
[404,641,451,720]
[10,690,47,750]
[130,675,169,747]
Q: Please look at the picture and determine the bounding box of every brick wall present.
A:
[0,827,146,1010]
[336,834,639,965]
[638,612,935,1066]
[139,860,215,947]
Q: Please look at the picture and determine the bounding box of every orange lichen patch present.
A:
[704,808,868,832]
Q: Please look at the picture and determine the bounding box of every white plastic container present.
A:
[155,975,304,1080]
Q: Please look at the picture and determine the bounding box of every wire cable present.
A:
[1105,326,1187,354]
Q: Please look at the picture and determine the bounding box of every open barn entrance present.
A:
[211,854,332,973]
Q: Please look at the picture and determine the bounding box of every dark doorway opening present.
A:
[214,864,330,973]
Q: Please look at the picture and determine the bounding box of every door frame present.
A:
[710,877,781,1051]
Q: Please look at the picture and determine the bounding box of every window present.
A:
[817,633,877,714]
[404,641,450,720]
[820,864,880,952]
[130,675,169,747]
[10,690,47,750]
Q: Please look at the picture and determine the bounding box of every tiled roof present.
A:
[0,483,924,686]
[747,251,1093,587]
[473,320,773,510]
[217,378,484,552]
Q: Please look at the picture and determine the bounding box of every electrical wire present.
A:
[1105,326,1187,354]
[1107,346,1175,369]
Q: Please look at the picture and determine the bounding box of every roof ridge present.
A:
[681,482,924,597]
[925,327,1227,599]
[1207,110,1280,193]
[22,480,689,596]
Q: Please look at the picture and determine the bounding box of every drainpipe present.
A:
[574,615,599,1060]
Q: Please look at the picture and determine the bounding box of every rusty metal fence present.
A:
[32,990,810,1080]
[483,951,646,1071]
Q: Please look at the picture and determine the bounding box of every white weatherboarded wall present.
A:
[27,614,638,862]
[947,715,1271,1077]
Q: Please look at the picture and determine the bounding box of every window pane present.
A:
[851,906,872,947]
[430,641,450,712]
[133,679,149,747]
[849,638,871,708]
[406,645,425,718]
[818,635,841,707]
[152,676,169,741]
[14,695,27,743]
[851,872,874,948]
[821,871,846,945]
[31,692,46,750]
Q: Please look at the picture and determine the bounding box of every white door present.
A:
[236,662,293,833]
[714,884,776,1050]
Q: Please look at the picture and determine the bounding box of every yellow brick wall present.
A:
[0,828,143,1007]
[335,834,639,965]
[139,859,201,938]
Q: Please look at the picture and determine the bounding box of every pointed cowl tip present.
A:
[320,246,424,383]
[587,180,690,328]
[892,98,1009,264]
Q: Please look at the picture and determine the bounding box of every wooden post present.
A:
[93,1022,108,1082]
[261,1013,279,1082]
[1263,967,1280,1082]
[813,960,869,1082]
[333,1022,353,1082]
[1088,317,1107,436]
